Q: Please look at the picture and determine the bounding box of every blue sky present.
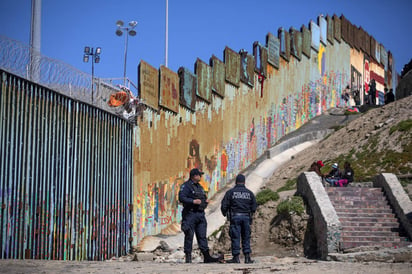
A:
[1,0,411,85]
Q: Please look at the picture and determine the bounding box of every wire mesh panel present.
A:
[0,70,133,260]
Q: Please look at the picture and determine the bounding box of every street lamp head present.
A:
[95,47,102,55]
[84,46,91,54]
[94,56,100,63]
[128,29,137,36]
[116,20,124,27]
[129,21,138,28]
[83,54,89,63]
[116,29,123,36]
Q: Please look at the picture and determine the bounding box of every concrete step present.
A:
[341,226,400,232]
[326,187,382,194]
[331,200,389,207]
[334,208,393,214]
[341,236,403,242]
[340,240,411,250]
[341,231,400,237]
[339,217,398,223]
[340,221,399,227]
[336,212,395,218]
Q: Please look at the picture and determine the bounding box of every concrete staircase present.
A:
[326,186,411,251]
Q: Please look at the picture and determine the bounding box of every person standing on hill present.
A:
[221,174,257,264]
[385,88,395,104]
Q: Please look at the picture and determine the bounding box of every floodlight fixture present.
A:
[115,19,138,85]
[82,46,102,103]
[116,20,124,27]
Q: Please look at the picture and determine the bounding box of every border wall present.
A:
[0,14,397,259]
[130,14,396,247]
[0,71,134,260]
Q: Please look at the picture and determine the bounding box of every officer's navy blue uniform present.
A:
[178,178,209,254]
[221,181,257,258]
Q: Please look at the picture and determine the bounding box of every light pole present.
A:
[83,46,101,103]
[115,20,137,86]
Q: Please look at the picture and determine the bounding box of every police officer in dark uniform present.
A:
[179,168,221,263]
[221,174,257,264]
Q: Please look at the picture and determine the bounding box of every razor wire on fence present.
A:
[0,35,142,121]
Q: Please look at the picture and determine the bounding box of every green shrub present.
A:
[256,189,279,205]
[277,178,297,192]
[390,119,412,135]
[276,196,305,216]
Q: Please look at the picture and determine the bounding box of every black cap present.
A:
[236,174,245,183]
[190,168,204,177]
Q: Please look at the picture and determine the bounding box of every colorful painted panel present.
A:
[364,59,370,94]
[318,15,327,46]
[253,42,268,77]
[195,58,212,103]
[224,47,240,87]
[301,25,311,58]
[210,55,225,97]
[326,15,334,45]
[374,42,381,64]
[290,28,302,61]
[266,32,280,69]
[139,60,159,111]
[178,67,197,111]
[333,14,341,42]
[310,21,320,52]
[388,51,393,72]
[380,45,388,69]
[278,27,290,61]
[159,65,179,113]
[239,50,255,87]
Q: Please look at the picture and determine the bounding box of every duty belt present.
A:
[233,212,249,216]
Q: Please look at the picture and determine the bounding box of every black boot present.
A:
[202,250,220,263]
[185,253,191,263]
[244,253,254,264]
[226,254,240,263]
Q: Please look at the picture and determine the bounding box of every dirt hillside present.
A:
[214,96,412,258]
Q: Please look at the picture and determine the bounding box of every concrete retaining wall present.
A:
[374,173,412,240]
[267,129,334,159]
[297,172,342,259]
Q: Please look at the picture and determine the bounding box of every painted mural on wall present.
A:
[131,66,349,244]
[130,14,383,248]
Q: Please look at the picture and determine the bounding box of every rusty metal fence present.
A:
[0,70,133,260]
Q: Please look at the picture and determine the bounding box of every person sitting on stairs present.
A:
[325,163,342,187]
